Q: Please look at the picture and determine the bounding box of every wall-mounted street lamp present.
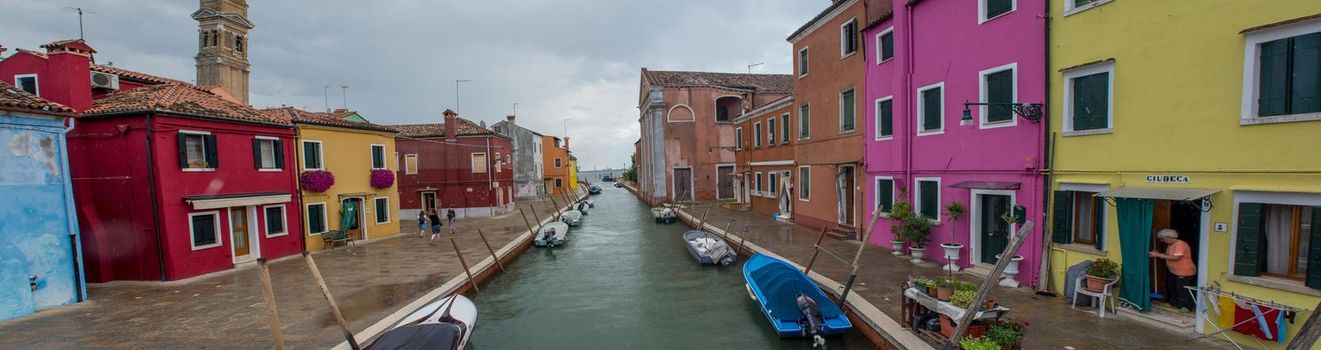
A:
[960,101,1044,125]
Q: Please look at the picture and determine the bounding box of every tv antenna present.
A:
[64,7,95,40]
[747,62,764,73]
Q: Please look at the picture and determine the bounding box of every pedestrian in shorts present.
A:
[428,209,443,243]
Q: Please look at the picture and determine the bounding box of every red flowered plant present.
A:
[301,170,335,192]
[370,169,395,189]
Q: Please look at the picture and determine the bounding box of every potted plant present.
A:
[958,336,1001,350]
[941,202,966,273]
[934,277,957,301]
[950,289,976,309]
[902,211,934,264]
[370,169,395,189]
[994,254,1027,288]
[940,316,990,338]
[1085,258,1119,292]
[300,170,336,193]
[188,160,210,169]
[913,277,934,295]
[985,319,1025,350]
[889,196,913,256]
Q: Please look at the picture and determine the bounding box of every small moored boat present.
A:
[534,222,570,247]
[651,207,676,224]
[366,294,477,350]
[560,210,582,226]
[683,230,736,265]
[613,182,623,188]
[743,254,851,343]
[576,201,590,215]
[588,184,602,194]
[585,200,595,208]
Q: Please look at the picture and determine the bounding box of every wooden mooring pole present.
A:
[696,205,713,231]
[803,226,831,274]
[303,253,360,350]
[450,237,479,293]
[839,206,886,303]
[720,218,735,241]
[734,225,749,257]
[518,207,537,233]
[946,222,1034,349]
[1287,299,1321,349]
[476,229,505,273]
[255,258,288,350]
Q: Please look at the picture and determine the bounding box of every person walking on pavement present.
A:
[417,211,429,237]
[428,209,443,243]
[447,209,457,226]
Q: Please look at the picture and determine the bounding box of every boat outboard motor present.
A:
[796,293,826,348]
[542,227,556,242]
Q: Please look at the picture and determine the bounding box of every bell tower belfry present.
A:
[193,0,253,104]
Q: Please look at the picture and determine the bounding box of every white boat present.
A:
[367,294,477,350]
[683,230,736,265]
[535,222,570,247]
[561,210,583,226]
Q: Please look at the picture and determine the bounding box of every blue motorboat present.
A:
[743,254,851,340]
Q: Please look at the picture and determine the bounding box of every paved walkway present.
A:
[676,202,1232,350]
[0,200,567,350]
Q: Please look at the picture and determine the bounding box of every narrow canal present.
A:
[467,184,873,349]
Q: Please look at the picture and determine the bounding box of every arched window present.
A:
[235,35,244,53]
[211,32,219,48]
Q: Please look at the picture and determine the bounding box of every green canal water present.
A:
[466,184,874,349]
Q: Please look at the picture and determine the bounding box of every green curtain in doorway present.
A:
[1117,198,1153,312]
[341,200,358,230]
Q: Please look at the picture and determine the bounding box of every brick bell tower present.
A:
[193,0,253,104]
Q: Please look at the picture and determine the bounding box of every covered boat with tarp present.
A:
[535,221,570,247]
[576,201,590,215]
[560,210,582,226]
[682,230,736,265]
[589,184,602,194]
[366,294,477,350]
[743,254,851,342]
[651,206,676,224]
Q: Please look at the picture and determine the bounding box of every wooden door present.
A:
[979,194,1011,264]
[231,207,250,257]
[422,192,438,213]
[673,168,693,201]
[716,166,734,200]
[1150,200,1172,301]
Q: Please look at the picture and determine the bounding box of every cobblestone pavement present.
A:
[679,203,1231,350]
[0,200,566,350]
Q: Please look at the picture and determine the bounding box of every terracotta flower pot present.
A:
[1084,274,1113,292]
[936,286,953,301]
[939,316,986,338]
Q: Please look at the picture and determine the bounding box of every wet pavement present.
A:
[467,185,873,349]
[0,200,567,350]
[667,198,1234,349]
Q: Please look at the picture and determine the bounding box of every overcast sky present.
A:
[1,0,822,169]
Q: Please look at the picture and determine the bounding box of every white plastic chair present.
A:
[1072,271,1120,317]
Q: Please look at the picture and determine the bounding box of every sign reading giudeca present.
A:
[1146,175,1190,183]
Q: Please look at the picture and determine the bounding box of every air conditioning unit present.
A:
[90,71,120,90]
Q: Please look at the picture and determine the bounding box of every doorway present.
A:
[1150,200,1202,306]
[716,165,734,200]
[421,191,438,214]
[341,197,367,241]
[778,171,793,219]
[837,166,856,225]
[977,194,1012,264]
[673,167,693,202]
[229,206,258,263]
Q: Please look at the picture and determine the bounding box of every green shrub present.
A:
[1087,258,1120,279]
[959,336,1000,350]
[950,289,976,309]
[985,319,1025,348]
[956,281,977,292]
[935,277,958,288]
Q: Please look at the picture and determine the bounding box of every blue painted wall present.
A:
[0,112,84,321]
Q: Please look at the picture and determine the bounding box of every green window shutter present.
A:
[1290,33,1321,115]
[987,70,1014,123]
[919,181,938,218]
[799,105,810,138]
[308,206,325,233]
[881,33,894,61]
[203,134,219,168]
[879,99,893,137]
[842,90,856,131]
[879,180,893,212]
[1307,207,1321,289]
[1072,72,1109,130]
[1051,191,1073,244]
[252,138,262,169]
[303,142,317,169]
[273,140,284,169]
[177,133,189,168]
[1235,203,1265,277]
[1093,196,1105,250]
[986,0,1012,19]
[1259,38,1290,117]
[923,87,942,131]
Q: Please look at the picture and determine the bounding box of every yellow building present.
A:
[1046,1,1321,345]
[266,108,402,251]
[568,154,579,193]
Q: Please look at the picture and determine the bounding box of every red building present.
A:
[0,40,303,281]
[392,110,514,219]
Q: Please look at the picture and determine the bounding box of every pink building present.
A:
[862,0,1046,287]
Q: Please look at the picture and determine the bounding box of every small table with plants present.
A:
[901,277,1026,349]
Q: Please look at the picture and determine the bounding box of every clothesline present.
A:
[1187,286,1307,313]
[1186,285,1305,350]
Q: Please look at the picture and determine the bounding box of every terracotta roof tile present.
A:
[389,117,496,138]
[261,107,396,133]
[86,83,287,125]
[91,64,187,85]
[0,81,75,116]
[644,70,793,94]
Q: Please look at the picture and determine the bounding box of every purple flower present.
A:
[370,169,395,189]
[301,170,335,192]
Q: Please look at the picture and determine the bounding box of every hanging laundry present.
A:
[1217,294,1236,328]
[1233,301,1283,342]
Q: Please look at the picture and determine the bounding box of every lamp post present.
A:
[960,101,1044,126]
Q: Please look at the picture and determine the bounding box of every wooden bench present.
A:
[321,229,349,249]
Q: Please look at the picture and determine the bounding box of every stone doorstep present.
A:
[1116,304,1198,332]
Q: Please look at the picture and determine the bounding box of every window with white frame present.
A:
[555,157,563,168]
[374,197,391,224]
[840,88,856,132]
[915,178,940,220]
[1050,189,1105,249]
[1233,193,1321,289]
[840,18,858,57]
[306,203,327,235]
[798,166,810,201]
[767,117,777,145]
[179,131,217,170]
[780,114,790,144]
[753,172,762,195]
[302,140,324,170]
[980,63,1017,126]
[371,144,387,169]
[471,152,487,173]
[404,154,418,175]
[768,172,778,197]
[917,83,945,134]
[874,177,894,215]
[15,74,38,95]
[753,122,763,148]
[1064,0,1110,16]
[735,127,744,150]
[1063,61,1114,133]
[876,28,894,63]
[263,205,287,237]
[253,137,282,170]
[189,211,221,249]
[1243,22,1321,121]
[980,0,1014,23]
[799,104,811,139]
[799,48,810,77]
[875,96,893,139]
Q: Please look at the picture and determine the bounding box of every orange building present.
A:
[732,97,797,220]
[541,135,571,195]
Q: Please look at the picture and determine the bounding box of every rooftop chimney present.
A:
[443,109,458,141]
[563,137,570,151]
[506,114,515,124]
[38,39,96,111]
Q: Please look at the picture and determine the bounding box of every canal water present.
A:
[467,184,873,349]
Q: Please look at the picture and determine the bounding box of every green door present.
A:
[980,194,1011,264]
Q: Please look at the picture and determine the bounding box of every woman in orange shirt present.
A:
[1150,228,1197,311]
